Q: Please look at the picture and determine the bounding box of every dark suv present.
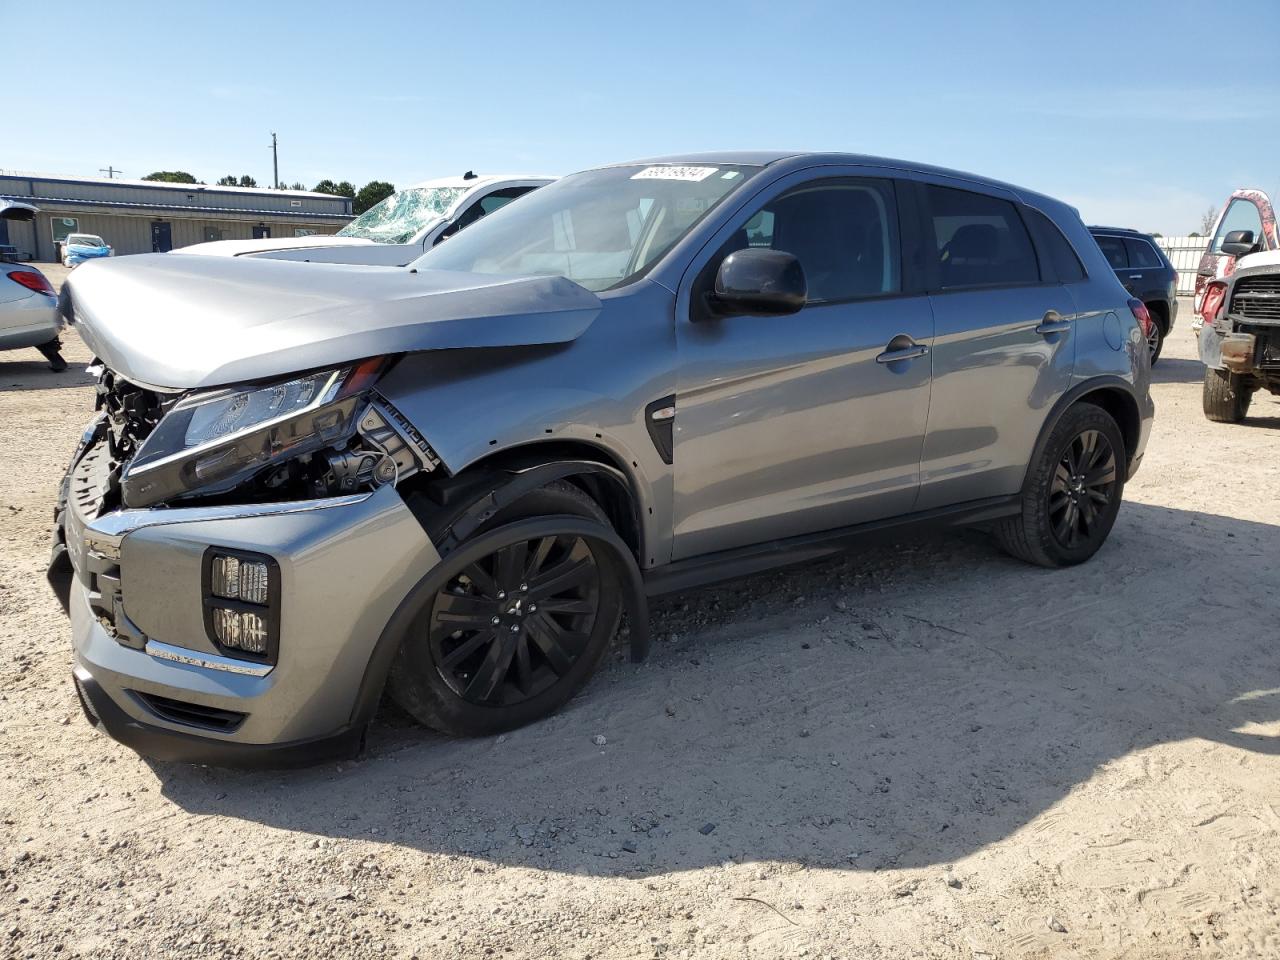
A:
[1089,227,1178,363]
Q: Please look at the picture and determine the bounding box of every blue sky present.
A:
[6,0,1279,235]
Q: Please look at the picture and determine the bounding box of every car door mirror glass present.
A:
[711,248,807,317]
[1221,229,1256,258]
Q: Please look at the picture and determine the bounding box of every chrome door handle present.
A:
[876,341,930,364]
[1127,273,1144,279]
[1035,310,1073,335]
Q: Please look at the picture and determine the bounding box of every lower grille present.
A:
[133,692,246,733]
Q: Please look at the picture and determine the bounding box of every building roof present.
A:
[7,194,351,221]
[0,171,340,200]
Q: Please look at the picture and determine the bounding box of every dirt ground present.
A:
[2,282,1279,960]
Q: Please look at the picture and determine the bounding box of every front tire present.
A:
[996,404,1126,568]
[387,482,623,737]
[1202,367,1251,422]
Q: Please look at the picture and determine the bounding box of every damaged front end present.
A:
[85,357,436,515]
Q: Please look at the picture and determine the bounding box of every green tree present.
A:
[354,180,395,215]
[216,175,238,186]
[313,179,357,200]
[238,174,258,188]
[289,181,305,191]
[142,170,198,184]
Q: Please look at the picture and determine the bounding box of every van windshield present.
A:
[412,164,760,291]
[338,186,466,244]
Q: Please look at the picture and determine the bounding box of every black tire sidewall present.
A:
[1012,405,1127,567]
[386,482,625,737]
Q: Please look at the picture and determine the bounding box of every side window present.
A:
[1124,238,1161,269]
[450,187,534,235]
[1094,235,1129,269]
[720,179,900,302]
[478,186,534,216]
[1212,199,1264,253]
[924,185,1039,289]
[1026,209,1086,282]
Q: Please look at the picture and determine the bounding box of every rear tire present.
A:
[1145,308,1165,364]
[387,481,623,737]
[996,404,1126,568]
[1202,367,1251,422]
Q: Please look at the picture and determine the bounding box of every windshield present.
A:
[412,164,760,291]
[68,235,105,247]
[337,186,466,243]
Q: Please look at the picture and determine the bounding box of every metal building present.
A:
[0,173,353,261]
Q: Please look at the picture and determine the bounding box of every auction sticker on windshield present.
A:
[631,166,718,182]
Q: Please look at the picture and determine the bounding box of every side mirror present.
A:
[710,248,806,317]
[1221,229,1256,258]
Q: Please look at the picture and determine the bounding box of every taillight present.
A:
[6,270,55,297]
[1128,298,1154,337]
[1200,281,1227,327]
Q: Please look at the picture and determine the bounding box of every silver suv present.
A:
[50,152,1153,765]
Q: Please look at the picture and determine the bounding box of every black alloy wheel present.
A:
[387,481,624,737]
[994,403,1126,568]
[430,534,602,706]
[1047,428,1117,550]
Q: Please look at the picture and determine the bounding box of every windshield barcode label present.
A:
[631,166,719,182]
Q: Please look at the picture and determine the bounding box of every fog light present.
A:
[204,549,278,661]
[212,608,270,654]
[210,554,270,605]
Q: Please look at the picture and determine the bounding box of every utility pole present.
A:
[99,166,120,178]
[270,132,279,189]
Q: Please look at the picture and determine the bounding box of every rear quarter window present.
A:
[1027,209,1086,283]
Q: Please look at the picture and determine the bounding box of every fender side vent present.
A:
[644,396,675,465]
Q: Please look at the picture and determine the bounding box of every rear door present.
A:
[912,180,1078,510]
[672,171,935,559]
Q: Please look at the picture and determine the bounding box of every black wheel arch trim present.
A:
[399,456,643,561]
[349,514,650,732]
[1023,376,1142,487]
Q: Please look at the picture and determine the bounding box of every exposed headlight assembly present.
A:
[122,358,386,508]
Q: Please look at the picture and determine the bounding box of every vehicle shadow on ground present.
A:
[1151,357,1203,385]
[152,501,1280,877]
[0,359,94,392]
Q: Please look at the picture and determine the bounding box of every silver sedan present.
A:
[0,261,65,370]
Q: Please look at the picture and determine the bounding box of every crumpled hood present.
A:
[171,234,375,257]
[64,253,601,390]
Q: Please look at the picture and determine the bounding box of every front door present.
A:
[911,181,1077,509]
[672,175,934,560]
[252,225,271,240]
[151,221,172,252]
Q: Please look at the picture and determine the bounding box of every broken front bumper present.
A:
[52,450,441,765]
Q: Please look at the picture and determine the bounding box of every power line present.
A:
[99,166,121,179]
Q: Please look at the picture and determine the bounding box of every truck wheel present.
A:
[995,403,1126,568]
[387,482,624,737]
[1202,367,1251,422]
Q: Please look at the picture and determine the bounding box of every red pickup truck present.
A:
[1194,189,1279,329]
